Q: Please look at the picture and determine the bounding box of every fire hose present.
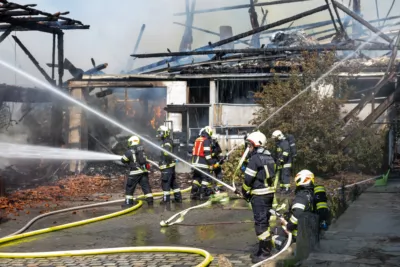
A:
[0,187,214,267]
[250,209,293,267]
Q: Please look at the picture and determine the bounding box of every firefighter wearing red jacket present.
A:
[190,126,216,200]
[121,135,153,208]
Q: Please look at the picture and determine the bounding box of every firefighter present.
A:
[190,126,216,200]
[121,135,153,208]
[241,131,276,263]
[211,135,225,193]
[157,125,182,204]
[272,169,315,250]
[271,130,292,194]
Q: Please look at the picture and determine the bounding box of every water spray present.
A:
[0,60,236,194]
[256,31,397,129]
[0,142,121,161]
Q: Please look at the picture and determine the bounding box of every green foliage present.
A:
[222,51,386,177]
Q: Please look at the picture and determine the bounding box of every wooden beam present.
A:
[332,0,393,43]
[340,92,395,148]
[12,35,54,84]
[0,26,12,43]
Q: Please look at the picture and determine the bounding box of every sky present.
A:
[0,0,400,86]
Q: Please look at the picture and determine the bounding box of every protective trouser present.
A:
[161,168,182,203]
[190,168,212,200]
[250,194,274,263]
[125,174,153,206]
[280,160,292,190]
[213,167,225,192]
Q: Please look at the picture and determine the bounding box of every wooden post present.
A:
[68,88,87,173]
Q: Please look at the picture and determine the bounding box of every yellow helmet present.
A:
[295,170,315,187]
[157,125,170,138]
[200,126,213,137]
[128,135,140,147]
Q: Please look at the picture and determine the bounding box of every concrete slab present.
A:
[301,179,400,267]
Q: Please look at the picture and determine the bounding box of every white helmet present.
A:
[157,125,170,138]
[246,131,267,147]
[128,135,140,147]
[200,126,213,137]
[295,170,315,187]
[272,130,285,140]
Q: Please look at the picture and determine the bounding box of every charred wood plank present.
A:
[0,25,12,43]
[204,5,329,50]
[325,0,339,34]
[332,0,393,43]
[173,22,250,46]
[132,43,392,58]
[340,91,395,148]
[12,35,54,84]
[342,30,400,123]
[173,0,311,16]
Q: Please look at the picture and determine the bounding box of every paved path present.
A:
[301,178,400,267]
[0,198,255,266]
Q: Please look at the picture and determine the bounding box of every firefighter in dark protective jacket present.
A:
[121,135,153,208]
[157,125,182,204]
[242,131,276,263]
[210,135,225,193]
[272,170,315,250]
[190,126,216,200]
[272,130,292,194]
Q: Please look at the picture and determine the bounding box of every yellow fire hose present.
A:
[0,187,213,267]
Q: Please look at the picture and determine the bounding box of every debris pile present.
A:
[267,30,318,48]
[0,175,125,218]
[83,161,126,178]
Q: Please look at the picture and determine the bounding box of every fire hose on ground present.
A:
[0,186,215,267]
[0,153,296,267]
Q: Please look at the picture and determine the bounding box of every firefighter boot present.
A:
[190,184,200,200]
[199,185,209,201]
[174,191,183,203]
[146,197,154,207]
[160,194,171,205]
[251,239,273,264]
[121,198,134,209]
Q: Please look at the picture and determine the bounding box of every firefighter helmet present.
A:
[200,126,213,137]
[295,170,315,187]
[246,131,267,147]
[127,135,140,147]
[157,125,170,138]
[272,130,285,140]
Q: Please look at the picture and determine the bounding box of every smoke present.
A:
[0,103,29,168]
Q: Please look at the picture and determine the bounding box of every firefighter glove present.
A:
[213,163,220,169]
[240,164,246,173]
[241,187,251,202]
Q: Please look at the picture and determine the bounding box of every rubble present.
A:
[268,30,319,47]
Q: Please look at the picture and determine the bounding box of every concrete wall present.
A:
[213,103,261,127]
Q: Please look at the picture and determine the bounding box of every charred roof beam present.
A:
[332,0,393,44]
[0,25,12,43]
[131,43,392,58]
[12,35,54,85]
[173,0,311,16]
